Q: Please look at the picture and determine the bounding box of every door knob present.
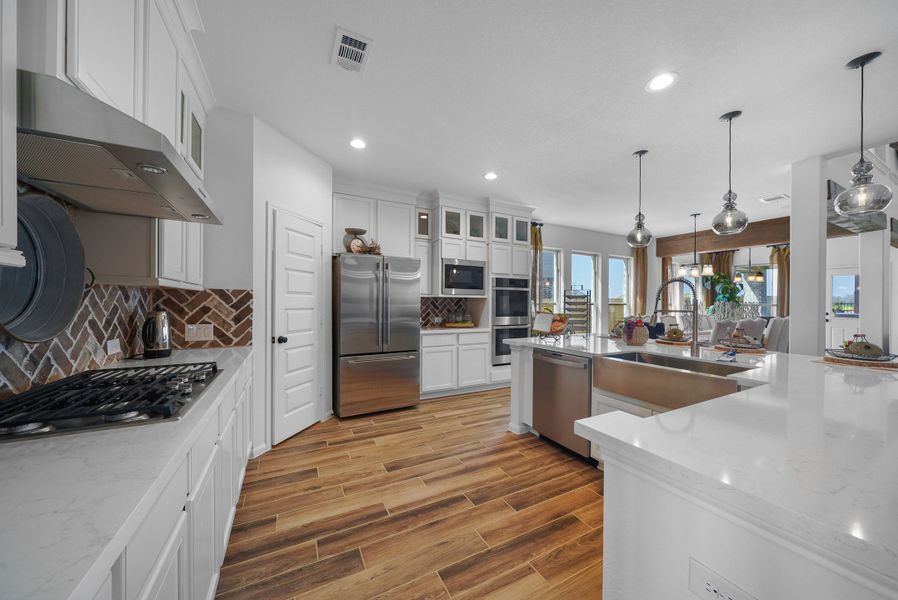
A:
[276,336,288,344]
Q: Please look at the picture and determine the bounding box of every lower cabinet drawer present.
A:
[421,333,458,347]
[457,332,490,345]
[126,457,188,600]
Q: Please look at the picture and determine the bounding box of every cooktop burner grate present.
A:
[0,363,218,439]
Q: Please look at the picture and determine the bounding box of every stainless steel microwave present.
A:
[441,258,486,296]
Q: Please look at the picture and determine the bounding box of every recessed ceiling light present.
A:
[645,72,678,92]
[350,138,366,149]
[483,172,498,181]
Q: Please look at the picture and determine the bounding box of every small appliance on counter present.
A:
[142,304,172,358]
[0,363,219,441]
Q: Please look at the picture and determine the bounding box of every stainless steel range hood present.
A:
[15,70,222,225]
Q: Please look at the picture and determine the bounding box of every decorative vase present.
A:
[624,319,649,346]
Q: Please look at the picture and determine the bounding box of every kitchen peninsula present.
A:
[506,336,898,600]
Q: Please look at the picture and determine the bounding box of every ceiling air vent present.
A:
[332,28,372,73]
[759,194,791,204]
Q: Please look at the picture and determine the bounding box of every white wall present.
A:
[540,222,633,334]
[251,117,333,451]
[204,108,254,289]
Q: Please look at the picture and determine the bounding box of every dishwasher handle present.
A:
[535,355,588,369]
[534,350,590,369]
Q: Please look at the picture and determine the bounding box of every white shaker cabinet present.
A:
[491,213,512,243]
[421,339,458,393]
[415,240,432,295]
[67,0,139,117]
[0,0,22,268]
[457,334,489,387]
[179,63,206,177]
[136,511,188,600]
[490,244,512,275]
[189,446,219,600]
[376,200,414,257]
[513,217,530,245]
[216,410,237,566]
[465,241,487,262]
[143,0,179,146]
[333,194,376,253]
[157,220,204,287]
[512,246,530,276]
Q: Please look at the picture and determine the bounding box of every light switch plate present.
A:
[689,558,757,600]
[106,338,122,355]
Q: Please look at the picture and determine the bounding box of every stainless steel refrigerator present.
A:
[333,254,421,417]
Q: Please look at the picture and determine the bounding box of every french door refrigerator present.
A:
[333,254,421,417]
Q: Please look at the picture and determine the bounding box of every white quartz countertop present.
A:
[0,347,252,600]
[507,336,897,583]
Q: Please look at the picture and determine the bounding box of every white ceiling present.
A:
[193,0,898,237]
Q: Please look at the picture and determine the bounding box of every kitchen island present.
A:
[0,347,253,600]
[506,335,897,599]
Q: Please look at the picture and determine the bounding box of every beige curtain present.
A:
[701,251,735,307]
[770,245,790,316]
[633,246,648,315]
[530,222,543,316]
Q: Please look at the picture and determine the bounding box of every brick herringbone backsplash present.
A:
[154,288,252,349]
[421,297,469,327]
[0,285,152,399]
[0,286,253,399]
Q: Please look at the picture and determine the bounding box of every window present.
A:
[608,256,631,332]
[571,252,598,334]
[831,274,860,317]
[539,249,561,312]
[733,264,778,316]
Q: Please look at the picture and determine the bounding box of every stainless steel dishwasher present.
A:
[532,349,592,458]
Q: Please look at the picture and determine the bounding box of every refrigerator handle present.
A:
[375,262,383,348]
[384,261,391,346]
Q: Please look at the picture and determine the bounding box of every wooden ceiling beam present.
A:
[655,216,855,257]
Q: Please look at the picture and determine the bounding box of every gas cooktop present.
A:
[0,362,219,441]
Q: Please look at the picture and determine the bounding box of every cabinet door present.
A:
[440,238,465,260]
[465,242,487,262]
[421,346,457,392]
[377,200,414,257]
[137,511,188,600]
[415,208,432,239]
[490,244,511,275]
[333,194,376,253]
[513,217,530,245]
[512,246,530,276]
[243,381,253,460]
[467,211,487,241]
[158,220,187,282]
[185,222,203,286]
[179,63,205,177]
[189,448,218,600]
[457,343,489,387]
[144,0,179,145]
[0,0,19,264]
[216,411,236,566]
[491,213,511,243]
[441,207,464,239]
[415,241,431,295]
[67,0,138,116]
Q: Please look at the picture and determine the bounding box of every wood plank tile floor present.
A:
[216,388,604,600]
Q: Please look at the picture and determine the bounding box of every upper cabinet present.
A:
[179,64,206,177]
[491,213,511,243]
[513,217,530,245]
[376,200,414,257]
[467,211,487,242]
[441,206,464,239]
[144,0,179,146]
[415,208,432,239]
[332,193,413,257]
[67,0,139,117]
[0,0,22,267]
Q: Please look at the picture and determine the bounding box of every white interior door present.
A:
[826,267,861,348]
[272,208,322,444]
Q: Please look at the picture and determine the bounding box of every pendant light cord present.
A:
[692,214,698,263]
[859,64,865,161]
[728,117,733,194]
[637,153,643,215]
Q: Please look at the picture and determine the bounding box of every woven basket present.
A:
[625,325,649,346]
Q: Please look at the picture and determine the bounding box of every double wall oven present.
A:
[492,277,530,365]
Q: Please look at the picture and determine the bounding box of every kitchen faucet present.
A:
[652,277,700,357]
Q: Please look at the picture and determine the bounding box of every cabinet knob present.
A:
[276,336,288,344]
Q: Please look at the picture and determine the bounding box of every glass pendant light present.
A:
[712,111,749,236]
[678,213,712,278]
[741,248,765,283]
[626,150,653,248]
[733,271,744,284]
[834,51,892,216]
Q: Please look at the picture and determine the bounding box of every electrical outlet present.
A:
[106,338,122,355]
[185,324,214,342]
[688,558,757,600]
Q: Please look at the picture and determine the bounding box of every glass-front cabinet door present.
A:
[467,211,487,241]
[416,208,432,239]
[513,217,530,245]
[441,207,464,239]
[492,213,511,243]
